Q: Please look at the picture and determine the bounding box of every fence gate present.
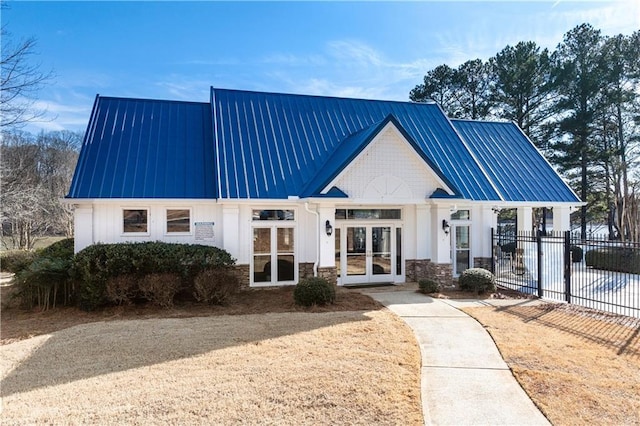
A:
[491,229,640,318]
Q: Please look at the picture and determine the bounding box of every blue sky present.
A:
[4,1,639,133]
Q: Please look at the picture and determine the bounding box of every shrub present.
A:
[458,268,496,294]
[8,238,76,310]
[105,275,138,305]
[294,277,336,307]
[418,279,439,294]
[585,247,640,274]
[138,273,182,308]
[13,257,73,310]
[0,250,36,273]
[570,245,583,263]
[193,268,239,305]
[37,238,74,261]
[72,242,235,310]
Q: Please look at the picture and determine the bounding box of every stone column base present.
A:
[473,257,492,271]
[232,264,250,290]
[317,267,337,286]
[406,259,454,288]
[299,262,315,280]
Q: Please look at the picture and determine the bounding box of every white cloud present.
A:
[262,39,438,101]
[154,77,211,102]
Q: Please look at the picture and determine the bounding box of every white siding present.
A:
[332,125,442,202]
[88,202,220,248]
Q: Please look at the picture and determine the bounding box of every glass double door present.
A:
[338,224,398,285]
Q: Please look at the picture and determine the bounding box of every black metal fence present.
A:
[491,229,640,318]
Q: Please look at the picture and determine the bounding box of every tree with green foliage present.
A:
[410,60,492,120]
[409,64,459,114]
[454,59,492,120]
[549,24,606,239]
[489,41,555,150]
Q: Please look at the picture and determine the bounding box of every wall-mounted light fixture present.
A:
[442,219,450,235]
[491,206,501,214]
[325,220,333,236]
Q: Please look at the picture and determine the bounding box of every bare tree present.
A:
[1,23,52,128]
[1,130,80,249]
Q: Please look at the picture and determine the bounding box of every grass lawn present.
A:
[0,287,423,425]
[463,302,640,426]
[1,284,639,425]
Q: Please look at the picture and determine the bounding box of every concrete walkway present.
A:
[363,289,550,426]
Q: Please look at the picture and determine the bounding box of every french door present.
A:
[252,225,296,286]
[339,224,398,285]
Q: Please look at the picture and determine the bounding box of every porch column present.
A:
[472,205,497,259]
[222,206,240,261]
[416,205,430,259]
[431,204,451,264]
[553,206,571,232]
[74,205,93,253]
[318,206,335,268]
[516,206,533,235]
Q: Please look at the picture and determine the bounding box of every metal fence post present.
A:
[537,230,543,298]
[491,227,495,274]
[564,231,571,304]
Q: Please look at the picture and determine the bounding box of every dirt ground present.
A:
[0,287,422,425]
[463,303,640,426]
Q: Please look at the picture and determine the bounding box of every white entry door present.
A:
[340,224,395,285]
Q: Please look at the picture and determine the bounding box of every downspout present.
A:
[304,202,319,277]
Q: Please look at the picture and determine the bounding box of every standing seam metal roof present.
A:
[452,119,580,203]
[67,88,579,204]
[68,96,215,198]
[212,88,501,200]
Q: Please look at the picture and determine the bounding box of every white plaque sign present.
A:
[194,222,215,241]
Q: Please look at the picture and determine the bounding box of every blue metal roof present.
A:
[68,96,215,198]
[452,120,580,203]
[68,88,578,204]
[212,88,501,200]
[300,114,461,197]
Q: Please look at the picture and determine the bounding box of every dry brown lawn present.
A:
[463,303,640,426]
[4,282,640,425]
[0,287,422,425]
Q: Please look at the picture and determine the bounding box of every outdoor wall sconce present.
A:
[325,220,333,236]
[442,219,450,235]
[492,206,501,214]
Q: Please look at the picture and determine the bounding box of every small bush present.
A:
[418,279,439,294]
[458,268,496,294]
[138,273,182,308]
[570,245,583,263]
[105,275,138,305]
[294,277,336,307]
[585,247,640,274]
[0,250,36,273]
[193,268,239,305]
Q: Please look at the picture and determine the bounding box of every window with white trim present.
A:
[123,209,148,233]
[166,209,191,233]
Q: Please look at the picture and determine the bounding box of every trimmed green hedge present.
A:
[73,242,235,310]
[585,247,640,274]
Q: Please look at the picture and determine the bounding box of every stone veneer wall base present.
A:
[406,259,454,288]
